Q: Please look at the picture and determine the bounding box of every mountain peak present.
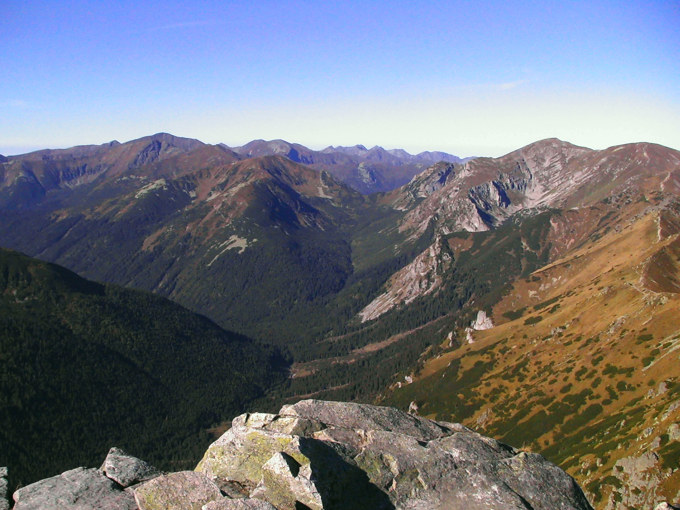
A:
[515,137,591,154]
[491,138,592,169]
[134,132,204,151]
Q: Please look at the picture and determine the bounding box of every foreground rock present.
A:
[197,399,593,509]
[100,447,161,488]
[12,467,138,510]
[203,499,277,510]
[134,471,223,510]
[12,449,160,510]
[11,400,594,509]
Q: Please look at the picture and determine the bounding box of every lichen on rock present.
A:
[133,471,223,510]
[10,400,594,510]
[196,399,593,510]
[0,467,9,510]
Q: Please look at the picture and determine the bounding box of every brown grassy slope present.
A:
[381,201,680,509]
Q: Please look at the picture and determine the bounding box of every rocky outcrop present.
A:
[134,471,223,510]
[12,467,138,510]
[655,503,680,510]
[197,400,593,509]
[471,310,493,330]
[100,447,161,488]
[12,449,160,510]
[359,236,452,322]
[604,450,674,510]
[10,400,594,510]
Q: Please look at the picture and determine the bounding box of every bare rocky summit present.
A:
[9,400,595,509]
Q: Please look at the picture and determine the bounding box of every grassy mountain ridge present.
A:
[0,154,368,344]
[381,197,680,508]
[0,248,287,491]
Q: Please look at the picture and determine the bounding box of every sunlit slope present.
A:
[383,200,680,508]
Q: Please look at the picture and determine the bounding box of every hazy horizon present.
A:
[2,1,678,157]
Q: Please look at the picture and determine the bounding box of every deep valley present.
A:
[1,133,679,508]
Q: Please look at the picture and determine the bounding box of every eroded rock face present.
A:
[359,236,452,322]
[197,399,593,510]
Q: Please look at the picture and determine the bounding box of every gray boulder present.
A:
[12,467,137,510]
[99,447,161,487]
[197,399,593,510]
[279,399,458,441]
[134,471,223,510]
[9,400,594,509]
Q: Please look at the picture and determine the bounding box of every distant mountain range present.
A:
[1,133,679,507]
[226,138,469,193]
[0,133,469,197]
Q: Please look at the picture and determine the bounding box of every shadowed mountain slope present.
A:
[0,148,365,342]
[0,248,287,491]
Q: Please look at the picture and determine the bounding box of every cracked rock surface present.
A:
[12,467,138,510]
[9,400,593,510]
[196,399,593,510]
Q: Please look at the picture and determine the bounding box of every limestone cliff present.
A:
[359,236,452,322]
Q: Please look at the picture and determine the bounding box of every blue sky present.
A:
[1,0,678,156]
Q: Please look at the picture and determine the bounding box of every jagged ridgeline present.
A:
[0,248,287,490]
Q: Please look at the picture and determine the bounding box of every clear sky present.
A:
[1,0,678,157]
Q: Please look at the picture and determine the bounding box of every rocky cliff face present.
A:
[367,139,680,324]
[393,138,680,238]
[359,236,453,322]
[8,400,593,510]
